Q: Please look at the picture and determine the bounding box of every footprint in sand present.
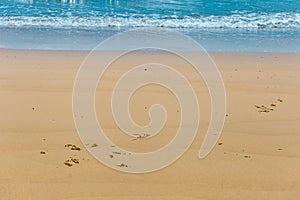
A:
[65,144,81,151]
[131,133,150,141]
[63,144,83,167]
[91,143,98,148]
[117,163,128,168]
[64,156,80,167]
[254,105,273,113]
[255,98,283,113]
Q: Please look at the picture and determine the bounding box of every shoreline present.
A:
[2,47,300,56]
[1,26,300,52]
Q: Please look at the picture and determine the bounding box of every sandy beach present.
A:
[1,49,300,199]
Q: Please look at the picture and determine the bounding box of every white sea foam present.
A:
[0,13,299,29]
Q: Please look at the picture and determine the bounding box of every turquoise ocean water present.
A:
[0,0,300,52]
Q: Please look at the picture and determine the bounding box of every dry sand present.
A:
[0,49,300,199]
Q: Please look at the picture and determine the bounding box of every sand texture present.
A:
[0,49,300,199]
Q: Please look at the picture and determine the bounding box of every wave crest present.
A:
[0,13,299,29]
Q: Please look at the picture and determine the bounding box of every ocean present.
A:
[0,0,300,52]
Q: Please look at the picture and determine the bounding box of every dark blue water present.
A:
[0,0,299,51]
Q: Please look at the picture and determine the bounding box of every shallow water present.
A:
[0,0,299,51]
[1,27,300,52]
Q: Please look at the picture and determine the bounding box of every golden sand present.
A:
[0,49,300,199]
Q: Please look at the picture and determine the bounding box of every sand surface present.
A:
[0,49,300,199]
